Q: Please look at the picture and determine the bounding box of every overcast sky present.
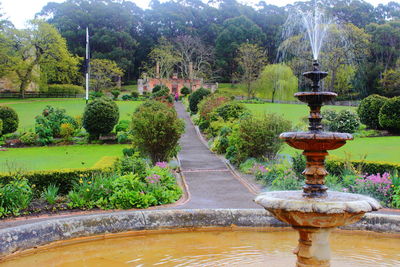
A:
[1,0,396,29]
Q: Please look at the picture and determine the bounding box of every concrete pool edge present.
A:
[1,209,400,258]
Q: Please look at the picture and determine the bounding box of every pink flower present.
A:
[155,162,168,168]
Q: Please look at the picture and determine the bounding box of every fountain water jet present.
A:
[255,60,381,267]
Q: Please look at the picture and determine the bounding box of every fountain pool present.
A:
[2,229,400,266]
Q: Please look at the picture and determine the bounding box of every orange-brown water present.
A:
[2,229,400,266]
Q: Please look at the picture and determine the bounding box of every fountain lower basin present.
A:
[280,132,353,151]
[255,191,381,228]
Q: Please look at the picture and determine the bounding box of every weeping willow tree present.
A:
[254,64,298,102]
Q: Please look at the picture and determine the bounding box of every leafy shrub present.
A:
[111,89,121,100]
[0,179,33,217]
[47,84,84,95]
[152,84,168,94]
[41,184,59,205]
[89,91,104,99]
[210,126,233,154]
[131,101,185,163]
[20,132,38,145]
[67,164,181,210]
[0,119,2,136]
[117,131,132,143]
[215,102,248,121]
[378,96,400,133]
[357,94,388,129]
[35,115,54,145]
[322,109,360,133]
[122,147,136,157]
[392,186,400,208]
[189,88,211,114]
[115,120,130,133]
[152,88,169,98]
[60,123,75,141]
[131,91,139,98]
[0,166,114,195]
[198,95,230,123]
[180,86,191,96]
[83,97,119,140]
[114,152,148,177]
[227,114,291,164]
[0,106,18,134]
[254,164,301,189]
[292,152,306,178]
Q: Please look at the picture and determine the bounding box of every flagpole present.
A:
[85,27,89,104]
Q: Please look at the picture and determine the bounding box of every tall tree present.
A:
[90,59,123,92]
[10,20,79,97]
[235,43,267,99]
[215,16,265,81]
[175,35,213,80]
[255,64,298,102]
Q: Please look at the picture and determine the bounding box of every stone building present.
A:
[137,62,217,95]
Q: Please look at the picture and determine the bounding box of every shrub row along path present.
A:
[174,102,261,209]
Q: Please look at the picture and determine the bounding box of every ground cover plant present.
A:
[0,150,182,218]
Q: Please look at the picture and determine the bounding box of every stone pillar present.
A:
[137,79,143,95]
[293,226,333,267]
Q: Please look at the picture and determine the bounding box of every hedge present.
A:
[326,156,400,176]
[47,84,84,95]
[0,158,116,194]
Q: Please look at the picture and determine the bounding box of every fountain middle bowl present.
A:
[280,131,353,151]
[255,191,381,228]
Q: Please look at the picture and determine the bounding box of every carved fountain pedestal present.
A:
[255,61,380,267]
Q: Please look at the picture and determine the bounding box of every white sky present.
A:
[1,0,396,29]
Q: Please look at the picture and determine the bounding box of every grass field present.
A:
[0,98,143,131]
[245,103,356,124]
[0,144,128,172]
[281,136,400,164]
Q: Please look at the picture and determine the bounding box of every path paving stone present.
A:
[174,102,261,209]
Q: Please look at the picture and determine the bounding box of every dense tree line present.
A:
[1,0,399,99]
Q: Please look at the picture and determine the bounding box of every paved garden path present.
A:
[174,102,261,209]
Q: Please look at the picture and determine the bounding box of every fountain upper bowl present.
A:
[295,91,337,104]
[280,131,353,151]
[255,191,381,228]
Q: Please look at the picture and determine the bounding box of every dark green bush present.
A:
[131,91,139,98]
[89,91,104,99]
[357,94,388,129]
[83,97,120,140]
[111,89,121,100]
[180,86,191,96]
[189,88,211,114]
[227,114,291,164]
[122,94,132,101]
[131,101,185,163]
[0,119,3,136]
[322,109,360,133]
[215,102,248,121]
[0,106,18,134]
[47,84,84,95]
[152,88,170,98]
[152,85,168,94]
[379,96,400,133]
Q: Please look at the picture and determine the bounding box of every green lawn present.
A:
[245,103,356,125]
[244,103,400,164]
[0,98,143,132]
[0,144,128,172]
[281,136,400,164]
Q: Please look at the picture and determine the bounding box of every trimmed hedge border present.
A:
[327,157,400,176]
[0,209,399,259]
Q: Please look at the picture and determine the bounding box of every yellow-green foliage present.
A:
[0,159,116,194]
[93,156,118,168]
[326,156,400,176]
[253,64,298,101]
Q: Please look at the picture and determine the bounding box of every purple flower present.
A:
[155,162,168,168]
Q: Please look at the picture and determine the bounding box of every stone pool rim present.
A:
[1,208,400,259]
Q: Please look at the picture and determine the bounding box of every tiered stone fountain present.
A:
[255,60,381,267]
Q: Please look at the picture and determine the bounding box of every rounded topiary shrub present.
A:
[357,94,388,129]
[322,109,360,133]
[0,106,18,134]
[131,101,185,163]
[180,86,191,97]
[83,97,119,140]
[152,85,168,94]
[215,102,248,121]
[189,88,211,114]
[379,96,400,133]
